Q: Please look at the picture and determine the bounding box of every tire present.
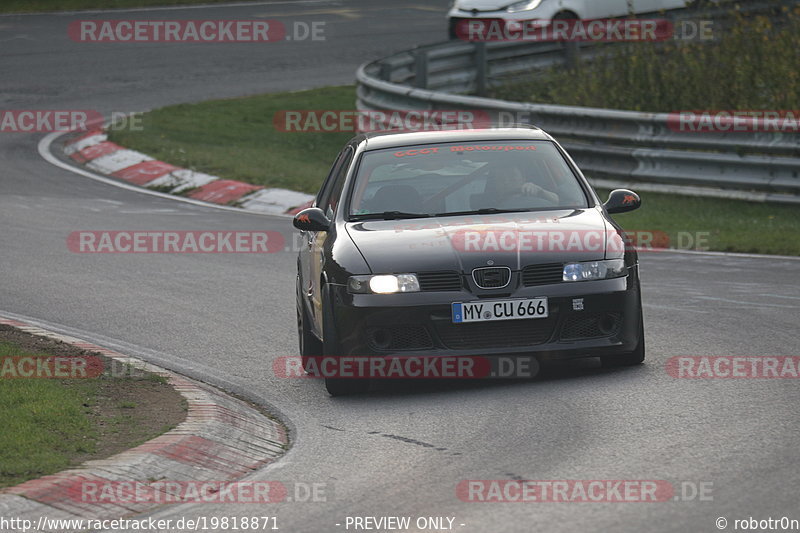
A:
[554,10,578,20]
[297,279,322,372]
[320,284,370,396]
[601,312,645,368]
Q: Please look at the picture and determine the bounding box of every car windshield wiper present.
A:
[432,208,538,217]
[349,211,432,221]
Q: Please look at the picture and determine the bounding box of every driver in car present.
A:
[490,165,560,204]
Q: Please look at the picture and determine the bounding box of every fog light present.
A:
[369,328,393,350]
[598,314,619,335]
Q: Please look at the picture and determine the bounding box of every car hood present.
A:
[345,208,613,274]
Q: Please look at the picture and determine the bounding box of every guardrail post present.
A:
[379,62,392,82]
[564,41,580,69]
[475,42,488,96]
[414,50,428,89]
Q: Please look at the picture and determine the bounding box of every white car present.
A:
[448,0,689,38]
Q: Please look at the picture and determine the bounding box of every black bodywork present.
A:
[294,127,644,394]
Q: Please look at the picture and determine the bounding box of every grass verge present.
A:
[0,325,186,488]
[108,86,355,194]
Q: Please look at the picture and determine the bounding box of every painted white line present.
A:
[64,133,106,155]
[38,130,287,218]
[86,149,152,174]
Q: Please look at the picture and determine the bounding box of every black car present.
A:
[294,126,644,396]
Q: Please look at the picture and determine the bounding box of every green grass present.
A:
[0,342,97,488]
[0,0,264,13]
[0,341,183,488]
[599,189,800,256]
[491,6,800,112]
[108,86,355,194]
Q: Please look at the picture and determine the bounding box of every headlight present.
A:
[562,260,627,282]
[505,0,543,13]
[348,274,421,294]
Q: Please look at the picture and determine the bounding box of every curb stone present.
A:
[62,129,315,217]
[0,316,288,532]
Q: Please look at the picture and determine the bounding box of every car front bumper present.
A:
[327,275,642,363]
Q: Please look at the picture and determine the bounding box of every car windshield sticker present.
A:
[450,145,537,152]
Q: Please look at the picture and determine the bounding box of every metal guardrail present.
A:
[355,2,800,204]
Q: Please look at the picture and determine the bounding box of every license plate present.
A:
[452,298,548,323]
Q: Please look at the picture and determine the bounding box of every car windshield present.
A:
[348,140,589,219]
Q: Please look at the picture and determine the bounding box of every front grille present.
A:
[522,263,564,286]
[366,325,434,351]
[417,271,462,291]
[560,313,623,340]
[434,318,555,349]
[472,267,511,289]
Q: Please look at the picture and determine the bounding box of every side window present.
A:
[321,147,354,220]
[316,148,348,207]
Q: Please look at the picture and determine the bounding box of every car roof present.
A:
[358,126,552,150]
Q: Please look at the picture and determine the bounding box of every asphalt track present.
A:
[1,2,799,532]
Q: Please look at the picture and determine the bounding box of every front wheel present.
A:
[297,279,322,372]
[321,286,370,396]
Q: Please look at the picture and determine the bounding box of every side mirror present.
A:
[604,189,641,214]
[293,207,330,232]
